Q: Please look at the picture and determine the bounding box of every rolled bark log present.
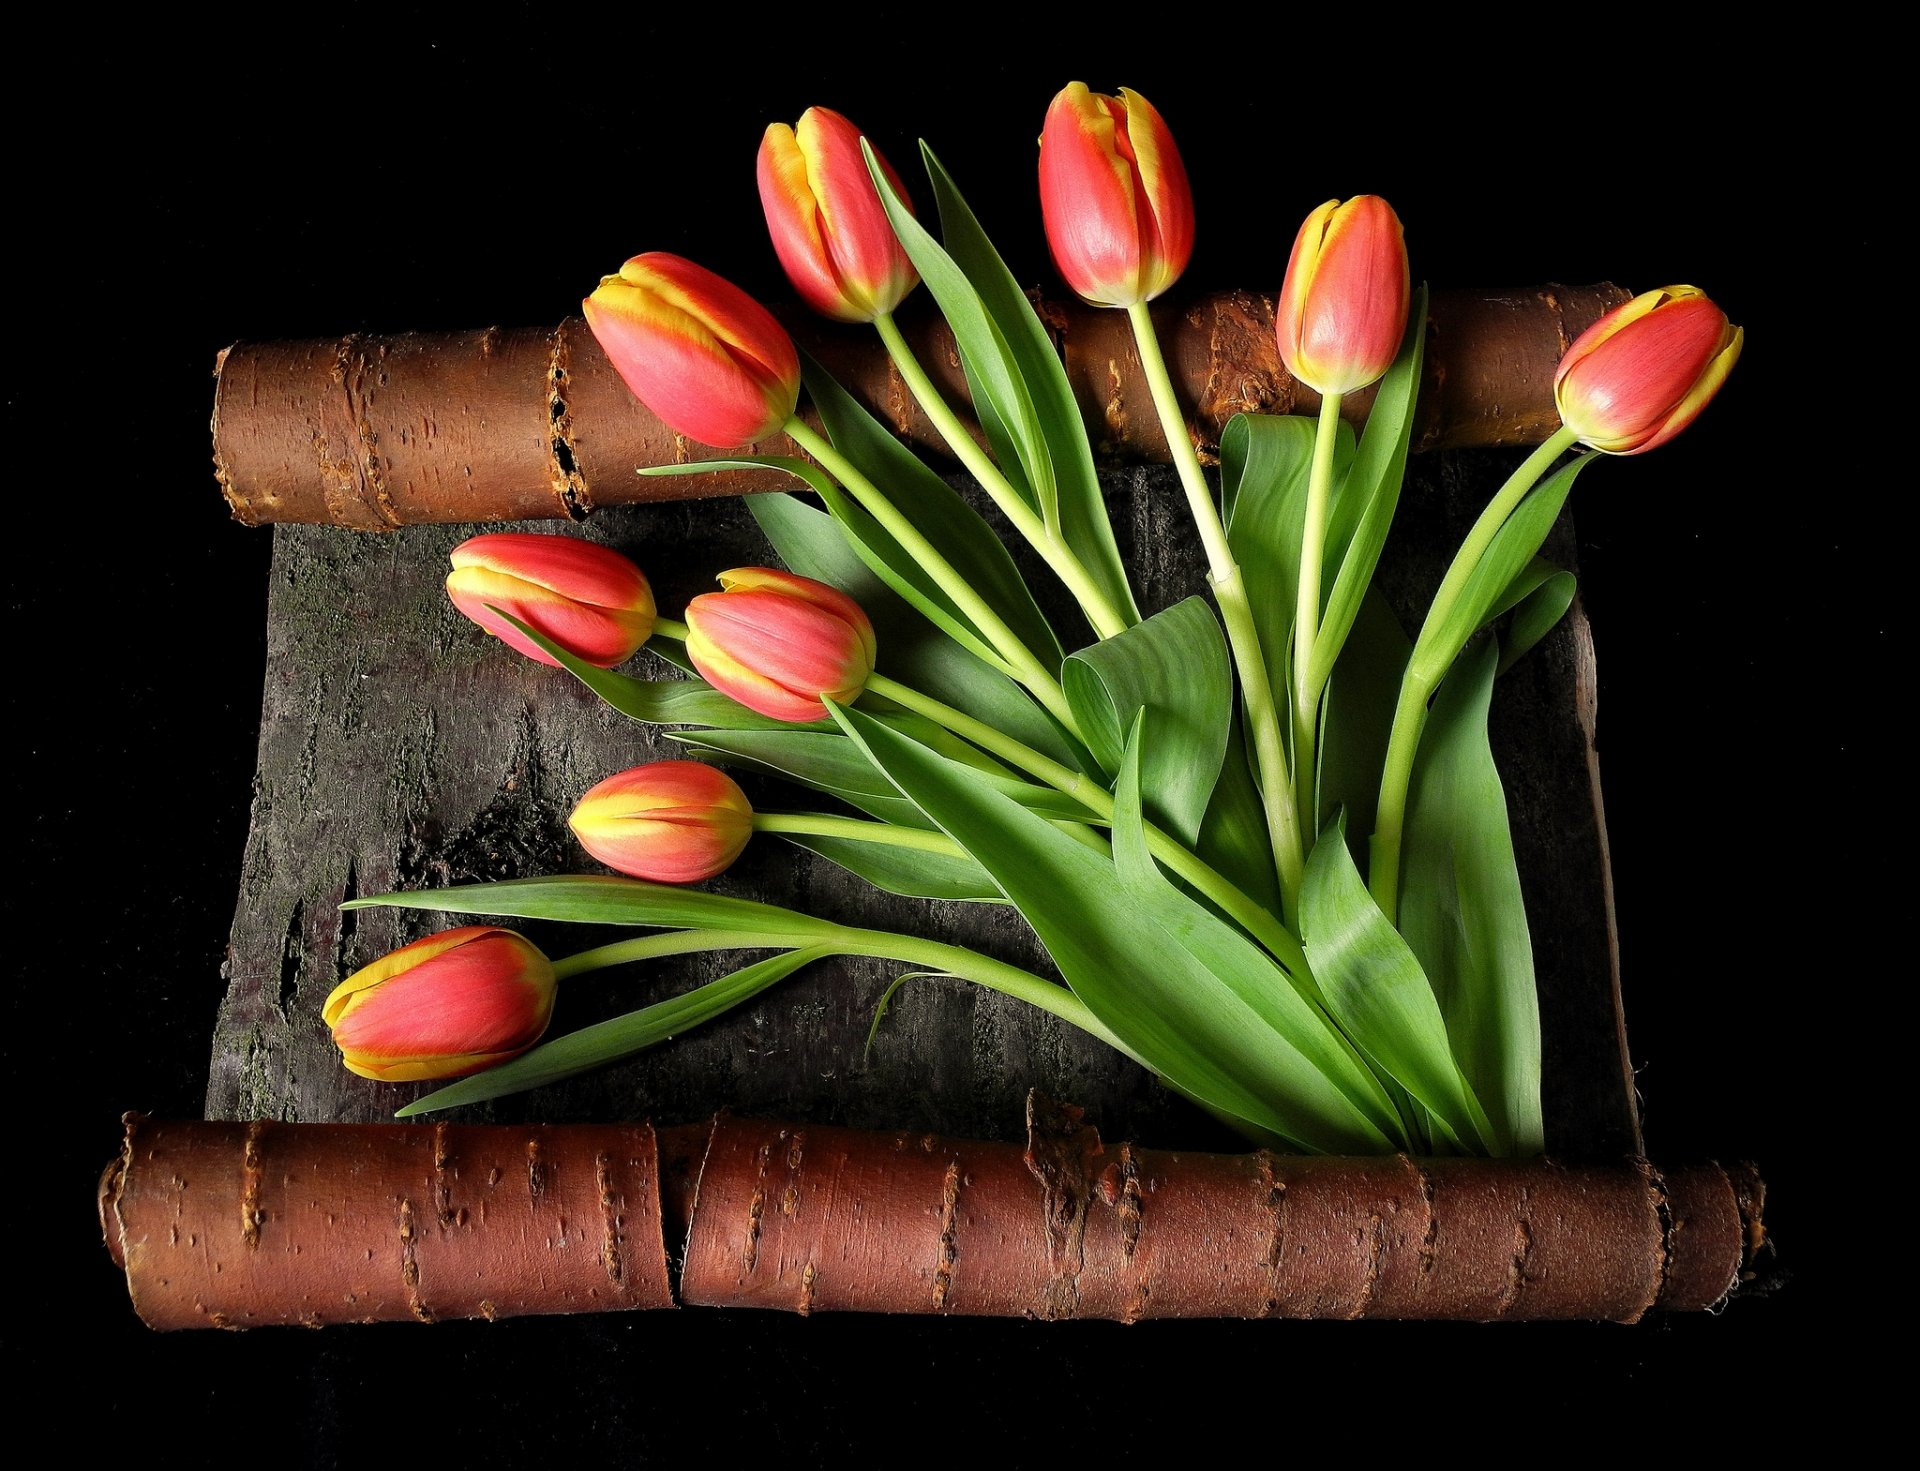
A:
[102,1100,1764,1330]
[211,283,1628,531]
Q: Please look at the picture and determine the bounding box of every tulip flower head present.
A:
[684,567,877,723]
[446,532,655,668]
[583,252,801,447]
[569,761,755,883]
[1274,195,1411,397]
[323,927,558,1083]
[1553,285,1743,455]
[758,106,919,323]
[1038,82,1194,309]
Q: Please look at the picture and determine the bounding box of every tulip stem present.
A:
[752,811,966,857]
[1126,301,1305,915]
[872,311,1132,642]
[783,416,1082,736]
[1368,425,1581,922]
[1292,391,1345,843]
[864,673,1307,974]
[550,927,807,981]
[652,616,689,641]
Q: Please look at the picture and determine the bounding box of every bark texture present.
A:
[211,284,1627,529]
[100,1102,1765,1330]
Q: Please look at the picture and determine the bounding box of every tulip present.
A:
[1553,285,1743,455]
[569,761,755,882]
[683,567,876,722]
[583,252,800,447]
[758,107,919,323]
[323,927,557,1082]
[1273,195,1411,397]
[1038,82,1194,309]
[446,532,655,668]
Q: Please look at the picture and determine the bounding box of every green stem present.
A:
[784,415,1081,735]
[867,671,1307,974]
[1292,391,1344,843]
[652,616,689,642]
[873,312,1131,642]
[752,810,965,858]
[550,927,805,981]
[1368,424,1580,922]
[1127,301,1305,914]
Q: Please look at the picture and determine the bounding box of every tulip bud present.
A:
[568,761,755,883]
[446,532,655,668]
[322,927,557,1083]
[1038,82,1194,309]
[582,252,801,447]
[683,567,876,722]
[758,107,919,323]
[1553,285,1743,455]
[1273,196,1411,397]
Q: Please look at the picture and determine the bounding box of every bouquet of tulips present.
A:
[323,85,1740,1157]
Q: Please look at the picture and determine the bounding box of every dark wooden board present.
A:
[206,458,1639,1158]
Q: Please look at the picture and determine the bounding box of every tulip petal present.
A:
[1039,82,1145,307]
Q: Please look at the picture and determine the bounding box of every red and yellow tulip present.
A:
[323,927,557,1083]
[1037,82,1194,309]
[758,106,919,323]
[569,761,755,883]
[684,567,876,723]
[1274,195,1411,397]
[583,252,800,447]
[1553,285,1743,455]
[445,532,655,668]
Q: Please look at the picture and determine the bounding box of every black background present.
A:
[21,13,1872,1457]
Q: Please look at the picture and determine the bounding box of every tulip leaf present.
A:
[1411,452,1596,684]
[779,832,1004,904]
[1220,412,1356,717]
[828,701,1395,1153]
[918,144,1140,629]
[396,946,832,1116]
[1061,596,1231,844]
[347,874,843,940]
[1299,822,1494,1153]
[1398,641,1543,1156]
[1307,286,1428,693]
[1195,713,1283,919]
[1314,588,1411,855]
[749,490,1076,769]
[1487,560,1577,674]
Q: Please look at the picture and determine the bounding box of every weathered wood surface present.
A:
[207,460,1639,1159]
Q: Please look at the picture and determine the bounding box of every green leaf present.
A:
[749,491,1077,768]
[1399,641,1543,1156]
[829,702,1395,1153]
[1195,714,1282,918]
[346,874,840,939]
[1308,286,1428,691]
[1412,452,1596,682]
[1491,562,1577,674]
[396,947,830,1116]
[1300,823,1494,1153]
[1061,597,1231,843]
[917,144,1138,627]
[781,832,1003,903]
[1315,588,1411,853]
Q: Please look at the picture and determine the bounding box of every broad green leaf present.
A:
[1315,588,1411,851]
[750,491,1076,768]
[1399,641,1543,1156]
[802,354,1063,668]
[1061,597,1230,843]
[1308,286,1428,691]
[1300,824,1494,1153]
[1110,721,1403,1146]
[347,874,841,939]
[1220,413,1355,713]
[1491,562,1577,674]
[782,833,1003,903]
[1412,453,1596,683]
[397,947,829,1115]
[1196,713,1282,917]
[919,144,1138,627]
[829,702,1394,1153]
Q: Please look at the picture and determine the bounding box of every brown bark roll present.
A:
[212,283,1627,530]
[100,1103,1764,1329]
